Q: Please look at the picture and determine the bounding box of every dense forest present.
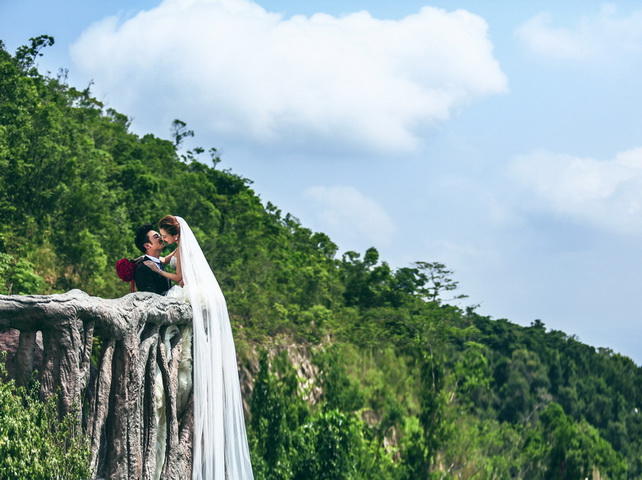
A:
[1,36,641,479]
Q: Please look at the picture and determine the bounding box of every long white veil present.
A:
[176,216,254,480]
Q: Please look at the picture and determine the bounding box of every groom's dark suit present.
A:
[134,255,171,295]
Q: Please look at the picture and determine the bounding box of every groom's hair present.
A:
[135,224,154,253]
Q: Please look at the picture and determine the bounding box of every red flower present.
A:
[115,258,136,282]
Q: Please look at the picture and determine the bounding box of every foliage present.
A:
[0,253,46,294]
[249,351,399,480]
[0,361,90,479]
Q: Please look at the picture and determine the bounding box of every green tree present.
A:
[539,403,626,480]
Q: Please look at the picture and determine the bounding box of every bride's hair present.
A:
[159,215,180,236]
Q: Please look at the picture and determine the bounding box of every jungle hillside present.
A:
[1,37,642,480]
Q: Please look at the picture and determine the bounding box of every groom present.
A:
[133,224,171,295]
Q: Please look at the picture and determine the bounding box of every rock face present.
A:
[0,290,195,480]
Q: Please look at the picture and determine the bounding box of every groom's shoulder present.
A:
[134,256,163,276]
[133,256,153,274]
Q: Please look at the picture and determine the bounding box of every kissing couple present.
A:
[122,215,254,480]
[131,215,182,296]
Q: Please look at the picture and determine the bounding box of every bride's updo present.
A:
[159,215,180,236]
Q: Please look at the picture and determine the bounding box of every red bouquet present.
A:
[115,258,136,282]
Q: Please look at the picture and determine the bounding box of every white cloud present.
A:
[510,147,642,234]
[304,185,395,248]
[517,5,642,61]
[70,0,506,154]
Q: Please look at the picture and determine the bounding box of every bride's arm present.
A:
[160,269,182,283]
[160,248,178,265]
[144,258,183,283]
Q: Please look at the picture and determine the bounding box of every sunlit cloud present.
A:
[304,185,395,249]
[71,0,506,155]
[517,5,642,62]
[510,147,642,234]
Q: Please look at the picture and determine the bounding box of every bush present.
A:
[0,362,90,480]
[0,253,46,295]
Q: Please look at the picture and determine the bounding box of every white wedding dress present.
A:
[167,216,254,480]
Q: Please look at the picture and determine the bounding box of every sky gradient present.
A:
[2,0,642,363]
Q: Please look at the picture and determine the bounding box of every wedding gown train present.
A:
[168,216,253,480]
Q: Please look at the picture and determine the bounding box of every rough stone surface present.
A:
[0,290,194,480]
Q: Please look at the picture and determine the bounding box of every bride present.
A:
[153,215,254,480]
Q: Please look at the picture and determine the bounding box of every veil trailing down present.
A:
[173,216,254,480]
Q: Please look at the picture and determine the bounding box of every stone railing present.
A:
[0,290,194,480]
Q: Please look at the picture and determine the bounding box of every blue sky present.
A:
[3,0,642,363]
